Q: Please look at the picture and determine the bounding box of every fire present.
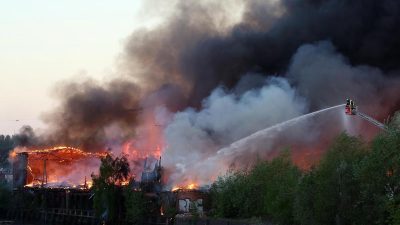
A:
[122,141,163,178]
[9,150,17,159]
[24,183,34,188]
[13,146,108,188]
[172,182,198,191]
[18,146,109,158]
[160,206,164,216]
[187,183,196,189]
[85,181,93,188]
[120,180,130,186]
[11,106,166,189]
[122,142,161,160]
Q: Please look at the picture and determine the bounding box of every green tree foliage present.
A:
[210,170,247,218]
[210,119,400,225]
[260,150,300,225]
[355,115,400,225]
[210,151,300,224]
[91,155,130,223]
[293,169,318,225]
[0,135,16,166]
[294,133,367,225]
[124,188,147,225]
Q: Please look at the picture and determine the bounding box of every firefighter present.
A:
[350,100,356,115]
[346,99,350,106]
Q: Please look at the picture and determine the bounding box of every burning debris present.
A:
[10,146,108,189]
[172,183,199,192]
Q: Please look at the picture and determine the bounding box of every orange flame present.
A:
[18,146,109,158]
[172,182,198,191]
[9,150,17,159]
[13,146,108,188]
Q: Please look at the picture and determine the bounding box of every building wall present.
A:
[175,190,209,214]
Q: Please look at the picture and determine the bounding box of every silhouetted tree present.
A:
[91,155,130,223]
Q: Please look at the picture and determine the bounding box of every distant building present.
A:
[174,189,209,215]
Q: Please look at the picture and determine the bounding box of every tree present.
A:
[0,134,16,167]
[210,170,250,218]
[124,188,147,225]
[356,114,400,225]
[294,168,318,225]
[259,150,301,225]
[211,150,300,224]
[295,133,367,225]
[91,155,130,223]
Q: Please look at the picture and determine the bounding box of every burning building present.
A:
[174,189,209,215]
[11,146,107,189]
[6,0,400,201]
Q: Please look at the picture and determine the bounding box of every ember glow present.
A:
[9,150,17,159]
[9,137,164,188]
[121,141,162,178]
[172,182,198,191]
[11,146,108,188]
[17,146,108,158]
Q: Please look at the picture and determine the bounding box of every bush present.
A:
[211,151,300,224]
[91,155,130,223]
[124,188,147,225]
[295,133,367,225]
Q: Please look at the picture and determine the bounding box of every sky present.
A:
[0,0,171,135]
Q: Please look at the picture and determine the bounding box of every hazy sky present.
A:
[0,0,169,134]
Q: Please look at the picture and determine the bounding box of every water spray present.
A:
[217,104,345,156]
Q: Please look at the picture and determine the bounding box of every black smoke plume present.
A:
[15,0,400,166]
[41,79,142,151]
[123,0,400,107]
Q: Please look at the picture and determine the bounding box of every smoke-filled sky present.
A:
[2,0,400,186]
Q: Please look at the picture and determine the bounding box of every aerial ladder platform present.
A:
[345,99,386,130]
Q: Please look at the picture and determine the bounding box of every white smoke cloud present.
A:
[162,77,308,187]
[161,41,400,187]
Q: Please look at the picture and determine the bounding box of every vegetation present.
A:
[91,154,153,224]
[2,116,400,224]
[124,187,148,225]
[91,155,131,223]
[210,150,300,224]
[0,135,16,167]
[0,127,36,166]
[210,114,400,225]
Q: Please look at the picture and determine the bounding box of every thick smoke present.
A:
[288,41,400,115]
[13,0,400,185]
[162,41,400,186]
[162,77,307,186]
[42,79,142,151]
[38,0,400,152]
[122,0,400,107]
